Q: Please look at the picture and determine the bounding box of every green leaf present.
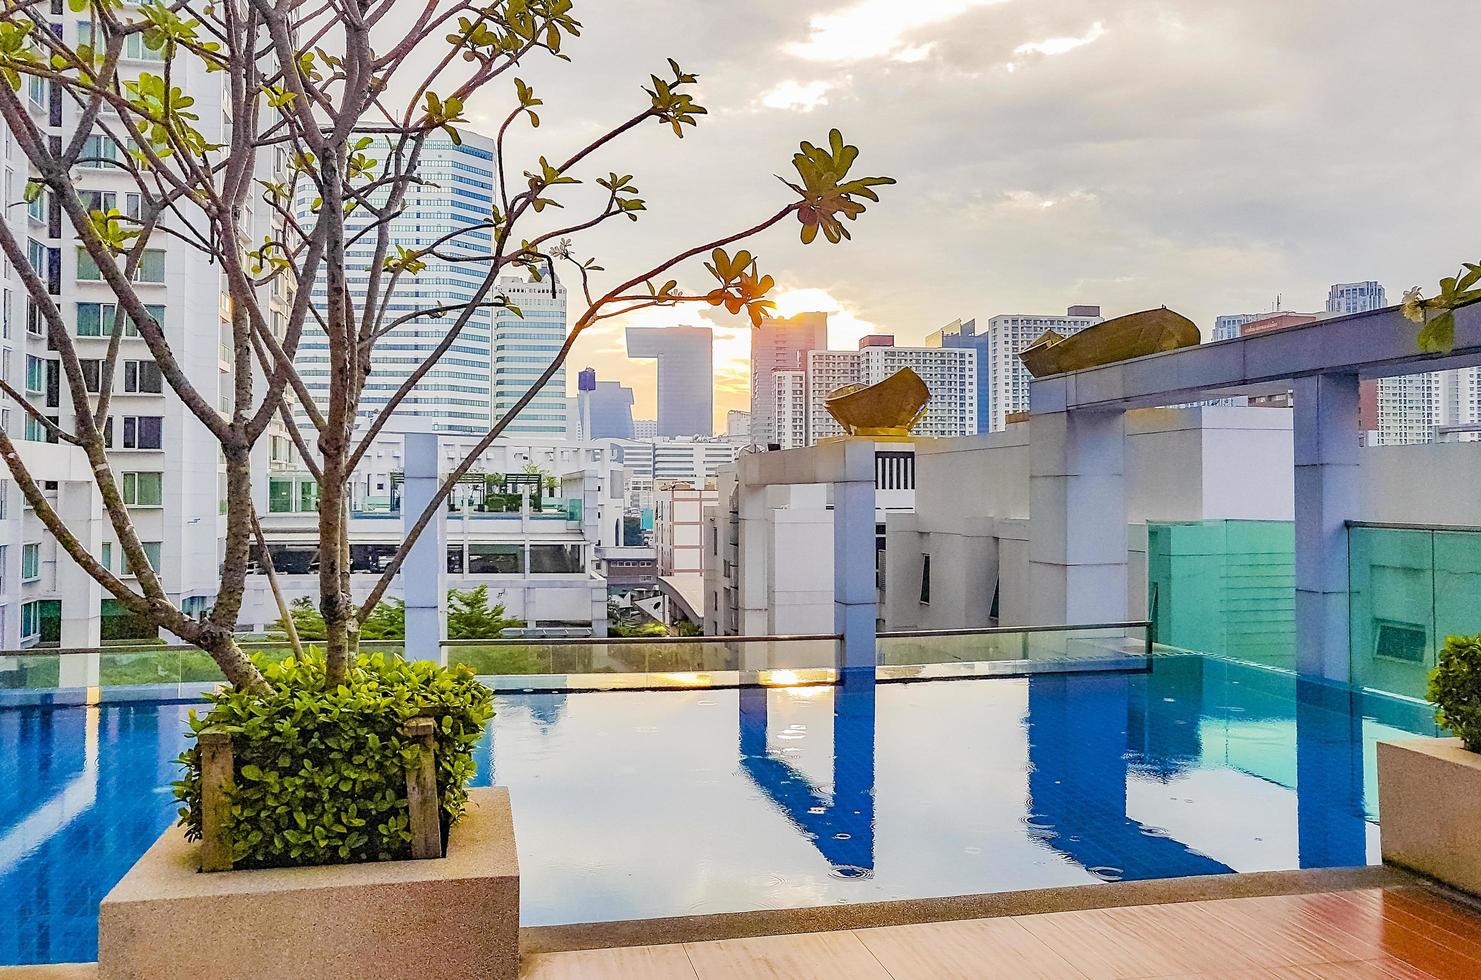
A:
[1418,310,1456,354]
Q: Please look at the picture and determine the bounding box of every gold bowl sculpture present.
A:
[824,367,930,439]
[1018,307,1199,378]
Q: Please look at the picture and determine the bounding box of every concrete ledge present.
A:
[521,865,1410,954]
[1379,738,1481,897]
[98,787,517,980]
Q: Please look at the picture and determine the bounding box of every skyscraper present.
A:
[625,325,713,437]
[493,273,569,437]
[576,367,635,440]
[296,133,498,435]
[982,306,1103,430]
[807,339,976,442]
[1327,281,1387,315]
[750,312,827,446]
[925,317,989,433]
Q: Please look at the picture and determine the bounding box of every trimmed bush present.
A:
[174,651,494,868]
[1430,634,1481,752]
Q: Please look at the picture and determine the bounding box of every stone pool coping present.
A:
[520,864,1420,954]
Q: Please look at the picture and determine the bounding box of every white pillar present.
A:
[1028,409,1128,625]
[401,432,447,664]
[736,479,771,658]
[833,441,877,671]
[57,479,102,687]
[1292,373,1359,681]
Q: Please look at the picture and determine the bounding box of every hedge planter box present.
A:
[98,785,517,979]
[1377,738,1481,896]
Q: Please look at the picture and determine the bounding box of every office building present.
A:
[808,338,977,442]
[982,306,1103,430]
[492,273,569,437]
[625,325,713,437]
[1327,281,1387,316]
[926,317,989,433]
[1213,313,1269,341]
[296,133,499,435]
[576,367,635,440]
[633,419,658,439]
[750,312,827,447]
[725,410,752,446]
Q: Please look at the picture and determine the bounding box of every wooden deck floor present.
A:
[519,887,1481,980]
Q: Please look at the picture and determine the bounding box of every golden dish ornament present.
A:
[824,367,931,438]
[1018,307,1200,378]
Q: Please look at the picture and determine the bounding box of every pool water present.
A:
[0,654,1441,966]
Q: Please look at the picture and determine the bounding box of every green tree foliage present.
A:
[1431,634,1481,752]
[274,590,521,642]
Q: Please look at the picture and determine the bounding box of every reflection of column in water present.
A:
[1294,678,1367,868]
[1026,671,1232,880]
[737,671,876,873]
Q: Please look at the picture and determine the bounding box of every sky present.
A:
[444,0,1481,429]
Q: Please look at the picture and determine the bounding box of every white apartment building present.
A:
[772,370,808,449]
[653,486,717,577]
[1327,281,1387,316]
[0,24,284,649]
[750,311,827,446]
[983,307,1103,431]
[807,342,977,442]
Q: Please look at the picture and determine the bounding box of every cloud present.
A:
[1013,20,1106,58]
[772,287,887,350]
[758,79,835,112]
[785,0,1009,63]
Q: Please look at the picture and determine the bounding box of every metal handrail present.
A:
[1346,520,1481,533]
[0,638,407,658]
[877,620,1151,639]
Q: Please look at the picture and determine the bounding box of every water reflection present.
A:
[737,669,876,875]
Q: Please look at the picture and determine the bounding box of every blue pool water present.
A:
[0,655,1441,966]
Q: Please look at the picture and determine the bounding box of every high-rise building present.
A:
[0,33,289,648]
[296,133,498,435]
[772,371,808,449]
[807,339,976,442]
[925,318,989,433]
[983,306,1103,430]
[725,410,752,446]
[576,367,635,440]
[625,325,713,437]
[633,419,658,439]
[493,273,569,437]
[1213,312,1271,341]
[750,312,827,447]
[1327,281,1387,316]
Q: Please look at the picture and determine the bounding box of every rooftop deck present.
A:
[521,885,1481,979]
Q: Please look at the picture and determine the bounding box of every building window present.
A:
[115,415,163,449]
[21,542,40,581]
[100,541,111,572]
[76,302,157,337]
[123,359,162,393]
[919,554,931,605]
[468,544,523,574]
[77,248,165,283]
[268,477,293,513]
[122,471,162,506]
[20,600,40,640]
[24,353,44,393]
[123,541,161,576]
[530,544,583,574]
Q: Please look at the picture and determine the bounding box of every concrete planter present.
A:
[97,787,518,980]
[1377,738,1481,896]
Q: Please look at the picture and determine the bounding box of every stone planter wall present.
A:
[98,786,518,980]
[1377,738,1481,896]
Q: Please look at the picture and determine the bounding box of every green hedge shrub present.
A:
[174,651,494,868]
[1430,634,1481,752]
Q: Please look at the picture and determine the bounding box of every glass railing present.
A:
[1348,522,1481,701]
[876,622,1151,679]
[442,635,841,689]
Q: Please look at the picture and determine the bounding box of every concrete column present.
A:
[736,480,771,664]
[1027,409,1128,625]
[1292,373,1360,681]
[401,432,447,664]
[833,441,877,671]
[57,479,102,688]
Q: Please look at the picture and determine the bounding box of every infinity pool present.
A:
[0,654,1440,966]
